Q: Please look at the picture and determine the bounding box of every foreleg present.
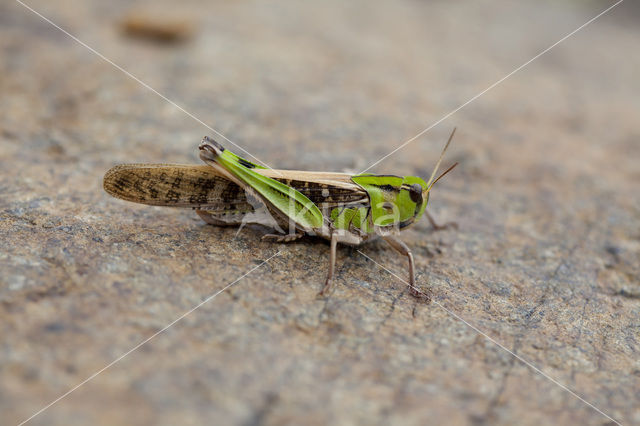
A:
[425,211,458,231]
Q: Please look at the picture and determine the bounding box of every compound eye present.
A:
[409,183,422,204]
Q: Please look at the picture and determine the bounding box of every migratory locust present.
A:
[103,131,457,299]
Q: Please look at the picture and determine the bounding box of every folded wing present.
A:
[103,164,368,222]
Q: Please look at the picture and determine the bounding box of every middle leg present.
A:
[319,231,339,297]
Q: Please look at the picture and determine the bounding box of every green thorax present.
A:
[350,174,429,228]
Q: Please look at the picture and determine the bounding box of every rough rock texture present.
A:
[1,1,639,425]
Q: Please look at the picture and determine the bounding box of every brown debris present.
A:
[120,12,193,43]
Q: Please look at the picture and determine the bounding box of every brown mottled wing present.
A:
[103,164,252,212]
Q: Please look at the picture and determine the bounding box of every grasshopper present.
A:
[103,130,457,299]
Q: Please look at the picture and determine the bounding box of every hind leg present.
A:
[196,210,238,226]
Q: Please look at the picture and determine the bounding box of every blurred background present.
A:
[1,0,638,424]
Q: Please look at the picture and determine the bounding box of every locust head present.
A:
[350,129,457,231]
[395,128,458,228]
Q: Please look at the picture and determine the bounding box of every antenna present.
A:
[426,127,456,188]
[428,162,458,190]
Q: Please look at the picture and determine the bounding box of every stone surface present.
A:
[1,1,639,425]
